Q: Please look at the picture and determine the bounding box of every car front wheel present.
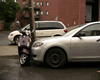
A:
[45,48,66,68]
[14,36,20,44]
[19,53,30,66]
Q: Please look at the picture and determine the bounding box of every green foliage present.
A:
[23,0,27,1]
[0,0,27,30]
[0,0,22,22]
[0,0,24,30]
[4,22,11,30]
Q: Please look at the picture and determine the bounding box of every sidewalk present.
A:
[0,31,11,34]
[0,46,18,56]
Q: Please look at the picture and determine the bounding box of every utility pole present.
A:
[29,0,36,43]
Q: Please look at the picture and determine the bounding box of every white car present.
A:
[28,21,100,68]
[8,21,67,44]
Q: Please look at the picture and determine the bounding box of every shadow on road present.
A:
[8,43,17,46]
[30,60,100,69]
[0,55,100,69]
[0,55,19,59]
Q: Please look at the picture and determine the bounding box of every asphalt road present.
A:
[0,31,100,80]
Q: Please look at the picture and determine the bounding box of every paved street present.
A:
[0,31,100,80]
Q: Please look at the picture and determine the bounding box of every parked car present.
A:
[8,21,67,44]
[30,21,100,68]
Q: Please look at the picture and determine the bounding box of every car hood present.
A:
[9,30,20,35]
[35,36,69,43]
[11,30,19,33]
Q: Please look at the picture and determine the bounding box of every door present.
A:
[86,0,99,23]
[38,22,53,39]
[70,23,100,61]
[38,22,65,39]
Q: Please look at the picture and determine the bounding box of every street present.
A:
[0,31,100,80]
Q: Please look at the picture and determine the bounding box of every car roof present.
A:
[86,21,100,25]
[35,21,62,23]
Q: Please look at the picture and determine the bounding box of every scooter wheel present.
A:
[19,53,30,66]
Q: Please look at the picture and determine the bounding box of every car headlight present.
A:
[33,42,43,47]
[10,34,13,36]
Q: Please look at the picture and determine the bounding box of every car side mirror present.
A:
[16,21,20,25]
[75,32,85,37]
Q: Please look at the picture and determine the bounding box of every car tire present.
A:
[14,36,20,44]
[19,53,30,66]
[54,35,61,37]
[45,48,66,68]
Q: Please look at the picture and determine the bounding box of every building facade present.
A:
[16,0,100,28]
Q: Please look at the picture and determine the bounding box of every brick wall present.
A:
[58,0,85,28]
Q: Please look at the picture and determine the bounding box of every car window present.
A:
[24,23,39,30]
[39,22,53,30]
[79,23,100,36]
[24,25,30,30]
[52,22,64,29]
[38,22,64,30]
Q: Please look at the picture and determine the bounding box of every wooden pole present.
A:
[29,0,36,42]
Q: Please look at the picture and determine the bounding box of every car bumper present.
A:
[8,35,14,42]
[31,47,45,62]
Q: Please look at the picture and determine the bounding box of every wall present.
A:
[79,0,86,24]
[16,0,87,28]
[33,0,58,20]
[58,0,85,27]
[18,0,58,21]
[16,0,23,21]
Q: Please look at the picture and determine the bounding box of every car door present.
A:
[38,22,65,39]
[52,22,65,36]
[38,22,54,39]
[70,23,100,61]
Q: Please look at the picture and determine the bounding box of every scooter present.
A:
[16,21,32,66]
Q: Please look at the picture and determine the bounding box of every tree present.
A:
[0,0,22,30]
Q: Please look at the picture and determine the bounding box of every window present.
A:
[23,1,25,5]
[24,23,38,30]
[52,22,64,29]
[36,11,39,15]
[22,10,25,14]
[38,22,63,30]
[37,1,39,6]
[40,11,43,15]
[33,1,35,5]
[45,11,48,15]
[24,25,30,30]
[39,22,53,30]
[46,2,49,6]
[40,2,43,6]
[79,23,100,36]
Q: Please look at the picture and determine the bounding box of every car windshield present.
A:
[63,27,80,37]
[63,24,86,37]
[21,23,37,30]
